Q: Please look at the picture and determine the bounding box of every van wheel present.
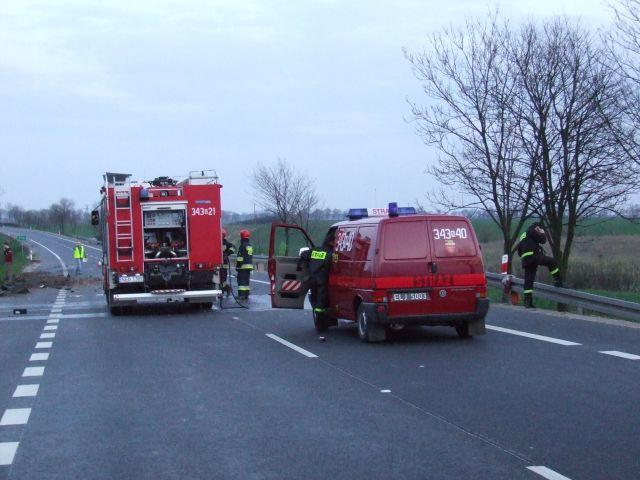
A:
[357,305,386,343]
[110,306,123,316]
[455,323,471,339]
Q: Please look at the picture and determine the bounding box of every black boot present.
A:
[524,293,535,309]
[553,276,562,288]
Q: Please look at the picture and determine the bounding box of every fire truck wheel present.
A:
[455,323,471,339]
[200,302,213,310]
[357,305,386,343]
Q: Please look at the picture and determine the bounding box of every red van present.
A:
[268,206,489,342]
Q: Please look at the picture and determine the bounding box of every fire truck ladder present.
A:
[109,174,134,263]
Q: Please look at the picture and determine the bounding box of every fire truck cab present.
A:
[93,171,223,315]
[268,204,489,342]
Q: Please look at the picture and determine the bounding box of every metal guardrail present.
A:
[237,255,640,323]
[486,272,640,323]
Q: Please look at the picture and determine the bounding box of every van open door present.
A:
[268,223,314,308]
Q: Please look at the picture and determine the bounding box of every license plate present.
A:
[391,291,430,302]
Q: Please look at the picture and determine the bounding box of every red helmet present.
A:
[221,228,227,238]
[240,229,250,239]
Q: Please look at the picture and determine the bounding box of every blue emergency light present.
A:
[347,208,369,220]
[389,202,416,217]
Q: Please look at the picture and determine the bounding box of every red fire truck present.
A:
[93,171,223,315]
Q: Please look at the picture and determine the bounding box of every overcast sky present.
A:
[0,0,610,213]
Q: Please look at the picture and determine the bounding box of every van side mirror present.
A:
[91,210,100,226]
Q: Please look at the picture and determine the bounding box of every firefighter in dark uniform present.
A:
[236,230,253,300]
[298,232,335,317]
[220,229,235,297]
[517,222,562,308]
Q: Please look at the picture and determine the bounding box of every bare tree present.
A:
[49,198,77,234]
[513,18,638,277]
[251,158,319,230]
[405,15,536,271]
[605,0,640,165]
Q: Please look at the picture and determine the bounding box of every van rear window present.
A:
[430,221,476,257]
[383,221,428,260]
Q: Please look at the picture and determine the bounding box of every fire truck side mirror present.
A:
[91,210,100,226]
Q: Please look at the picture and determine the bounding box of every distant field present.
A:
[225,216,639,295]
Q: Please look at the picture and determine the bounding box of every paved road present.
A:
[0,229,639,479]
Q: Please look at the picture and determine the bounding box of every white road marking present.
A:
[380,389,391,393]
[50,308,62,313]
[29,352,49,361]
[265,334,318,358]
[22,366,45,377]
[599,350,640,360]
[233,316,239,320]
[251,279,270,284]
[527,465,573,479]
[47,319,60,324]
[53,303,65,308]
[486,325,581,346]
[58,312,107,319]
[0,442,19,466]
[0,408,31,426]
[40,333,56,339]
[35,342,53,349]
[41,232,102,251]
[44,325,58,331]
[13,385,39,398]
[28,239,68,276]
[49,313,63,318]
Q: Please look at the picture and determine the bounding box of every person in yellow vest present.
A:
[73,242,86,275]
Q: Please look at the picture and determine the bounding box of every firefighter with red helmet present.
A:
[236,230,253,299]
[220,228,235,297]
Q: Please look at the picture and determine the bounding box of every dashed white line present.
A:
[599,350,640,360]
[28,239,68,276]
[47,319,60,324]
[380,389,391,393]
[265,334,318,358]
[35,342,52,349]
[22,366,45,377]
[50,308,62,313]
[40,333,56,339]
[527,465,573,479]
[29,352,49,361]
[486,325,581,346]
[0,408,31,426]
[43,325,58,331]
[0,442,19,466]
[13,384,39,398]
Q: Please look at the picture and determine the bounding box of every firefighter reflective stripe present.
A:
[237,286,250,291]
[310,250,327,260]
[246,246,253,255]
[550,268,560,275]
[520,232,527,241]
[523,289,533,294]
[239,264,253,270]
[314,307,326,313]
[521,251,534,258]
[236,257,244,262]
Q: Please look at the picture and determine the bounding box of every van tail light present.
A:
[476,285,487,298]
[373,291,388,303]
